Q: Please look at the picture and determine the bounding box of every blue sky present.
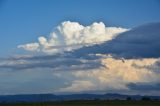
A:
[0,0,160,95]
[0,0,160,56]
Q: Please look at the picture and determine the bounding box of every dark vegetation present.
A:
[0,99,160,106]
[0,94,160,106]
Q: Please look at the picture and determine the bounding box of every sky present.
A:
[0,0,160,95]
[1,0,160,56]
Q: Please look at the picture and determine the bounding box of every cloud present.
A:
[55,57,160,94]
[131,59,160,74]
[127,83,160,91]
[72,22,160,58]
[1,22,160,95]
[0,54,104,71]
[18,43,39,52]
[1,54,160,94]
[145,59,160,73]
[18,21,128,54]
[57,80,95,93]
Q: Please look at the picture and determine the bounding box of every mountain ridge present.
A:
[0,93,160,103]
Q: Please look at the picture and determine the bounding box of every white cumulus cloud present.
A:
[18,21,128,54]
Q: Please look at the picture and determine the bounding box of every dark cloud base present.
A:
[71,22,160,59]
[127,83,160,91]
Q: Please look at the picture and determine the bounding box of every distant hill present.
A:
[0,93,160,103]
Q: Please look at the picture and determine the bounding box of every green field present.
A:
[0,100,160,106]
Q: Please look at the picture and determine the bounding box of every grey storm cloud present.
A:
[131,59,160,74]
[127,83,160,91]
[145,60,160,73]
[0,54,104,71]
[71,22,160,59]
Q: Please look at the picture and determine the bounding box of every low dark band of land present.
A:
[1,100,160,106]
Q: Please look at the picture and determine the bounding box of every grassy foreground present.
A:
[0,100,160,106]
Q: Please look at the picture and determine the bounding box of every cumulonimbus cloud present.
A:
[18,21,128,54]
[56,57,160,94]
[72,22,160,59]
[2,22,160,95]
